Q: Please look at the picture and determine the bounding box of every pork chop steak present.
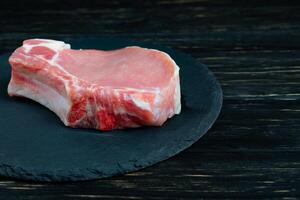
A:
[8,39,181,130]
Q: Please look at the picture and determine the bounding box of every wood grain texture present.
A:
[0,0,299,199]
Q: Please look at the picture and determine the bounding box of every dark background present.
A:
[1,0,300,199]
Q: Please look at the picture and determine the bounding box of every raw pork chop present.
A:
[8,39,181,130]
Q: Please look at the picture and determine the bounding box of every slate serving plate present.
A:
[0,37,222,182]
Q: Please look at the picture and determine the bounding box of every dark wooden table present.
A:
[1,0,299,199]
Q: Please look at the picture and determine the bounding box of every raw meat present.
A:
[7,39,181,130]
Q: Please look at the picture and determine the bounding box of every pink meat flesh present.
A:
[7,39,181,130]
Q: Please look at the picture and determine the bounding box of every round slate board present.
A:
[0,37,222,182]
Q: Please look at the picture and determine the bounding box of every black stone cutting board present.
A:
[0,37,222,182]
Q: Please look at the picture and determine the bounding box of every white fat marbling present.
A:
[131,96,151,111]
[174,77,181,114]
[23,39,71,54]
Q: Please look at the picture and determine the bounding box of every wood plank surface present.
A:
[0,0,299,199]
